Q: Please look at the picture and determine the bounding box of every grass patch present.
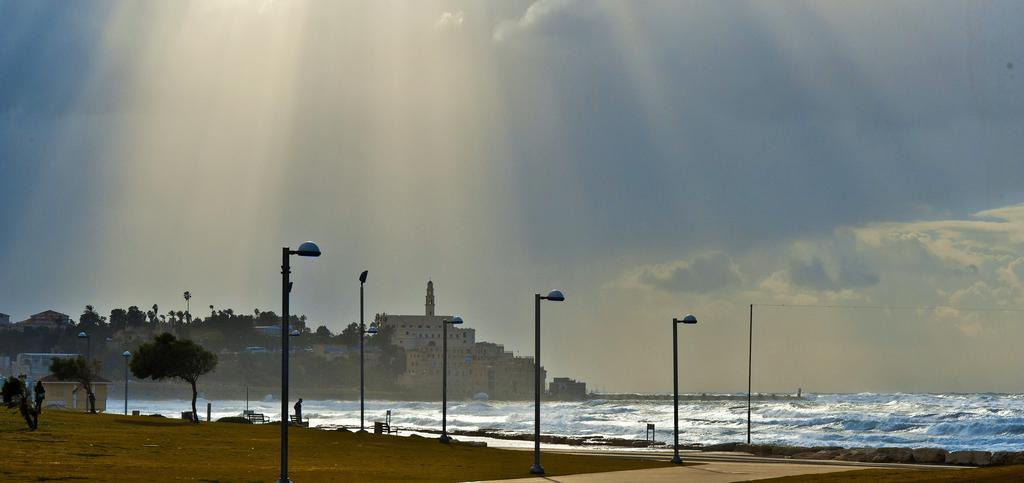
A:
[760,465,1024,482]
[2,409,669,482]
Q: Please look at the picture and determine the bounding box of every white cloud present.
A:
[435,10,464,29]
[615,203,1024,309]
[493,0,575,42]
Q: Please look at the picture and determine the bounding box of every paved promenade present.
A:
[480,460,880,482]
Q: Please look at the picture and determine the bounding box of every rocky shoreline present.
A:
[404,427,1023,467]
[699,442,1024,467]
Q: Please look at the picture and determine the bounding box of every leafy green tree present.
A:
[49,356,101,413]
[77,305,106,329]
[367,323,405,386]
[131,333,217,423]
[126,306,147,328]
[2,376,38,429]
[110,308,128,331]
[337,322,360,347]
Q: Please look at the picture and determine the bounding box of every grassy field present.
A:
[0,409,670,482]
[761,465,1024,482]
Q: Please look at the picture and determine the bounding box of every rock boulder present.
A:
[945,450,992,466]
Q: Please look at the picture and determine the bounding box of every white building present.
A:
[15,353,80,380]
[376,281,540,399]
[375,280,476,351]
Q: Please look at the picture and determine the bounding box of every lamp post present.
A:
[122,351,131,415]
[440,315,464,443]
[747,303,753,444]
[359,269,368,431]
[77,331,90,361]
[672,314,698,464]
[279,241,321,483]
[530,290,564,476]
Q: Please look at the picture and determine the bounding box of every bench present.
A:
[374,410,398,435]
[289,415,308,427]
[243,410,267,424]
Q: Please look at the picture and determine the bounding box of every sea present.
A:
[111,393,1024,452]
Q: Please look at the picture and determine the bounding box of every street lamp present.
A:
[359,269,368,431]
[671,314,698,465]
[279,241,321,483]
[440,315,464,443]
[122,351,131,415]
[530,290,564,476]
[77,331,90,361]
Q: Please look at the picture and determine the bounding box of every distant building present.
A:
[378,281,541,400]
[549,377,587,401]
[377,281,477,352]
[38,374,111,412]
[254,325,282,337]
[0,313,10,325]
[17,310,72,331]
[15,353,80,380]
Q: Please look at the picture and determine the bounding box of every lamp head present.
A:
[294,241,322,257]
[359,270,368,283]
[678,314,698,324]
[543,290,565,302]
[446,315,464,325]
[289,329,302,337]
[78,331,88,338]
[366,326,379,335]
[122,350,131,358]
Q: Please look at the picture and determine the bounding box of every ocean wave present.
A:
[116,393,1024,451]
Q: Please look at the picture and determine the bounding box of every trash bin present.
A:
[132,410,140,416]
[374,421,384,434]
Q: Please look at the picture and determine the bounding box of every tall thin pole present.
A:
[747,303,753,445]
[279,247,291,483]
[124,356,128,415]
[530,294,544,475]
[441,320,450,442]
[672,320,681,464]
[360,280,365,431]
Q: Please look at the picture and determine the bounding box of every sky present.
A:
[2,0,1024,393]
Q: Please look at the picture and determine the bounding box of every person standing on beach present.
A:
[33,381,45,413]
[294,398,302,422]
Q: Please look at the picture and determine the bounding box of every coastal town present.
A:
[1,281,588,406]
[4,1,1024,481]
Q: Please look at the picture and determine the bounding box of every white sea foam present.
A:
[113,393,1024,451]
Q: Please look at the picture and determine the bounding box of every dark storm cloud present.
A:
[635,252,743,293]
[492,0,1024,264]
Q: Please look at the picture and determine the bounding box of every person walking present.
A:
[33,381,45,413]
[293,398,303,422]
